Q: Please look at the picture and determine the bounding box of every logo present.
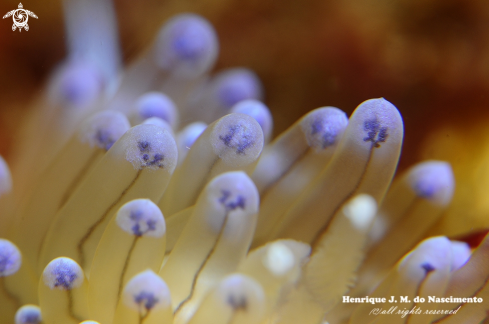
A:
[3,3,38,32]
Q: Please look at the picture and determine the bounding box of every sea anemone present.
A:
[0,3,488,324]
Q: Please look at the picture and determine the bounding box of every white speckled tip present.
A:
[79,110,130,151]
[122,124,177,171]
[116,199,166,237]
[123,270,171,311]
[216,274,265,313]
[42,257,84,290]
[14,305,42,324]
[345,98,403,154]
[231,99,273,142]
[210,113,264,167]
[202,171,259,232]
[0,238,21,277]
[300,107,348,152]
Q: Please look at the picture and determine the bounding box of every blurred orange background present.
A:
[1,0,489,236]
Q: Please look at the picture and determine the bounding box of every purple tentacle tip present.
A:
[123,270,170,312]
[409,161,455,205]
[0,239,21,277]
[231,99,273,142]
[421,262,435,274]
[213,69,262,109]
[134,291,159,311]
[136,92,177,127]
[302,107,348,150]
[219,189,246,211]
[15,305,42,324]
[51,61,102,107]
[155,14,218,78]
[363,119,388,148]
[219,124,256,155]
[116,199,165,238]
[43,257,84,290]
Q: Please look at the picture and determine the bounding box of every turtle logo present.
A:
[3,3,38,32]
